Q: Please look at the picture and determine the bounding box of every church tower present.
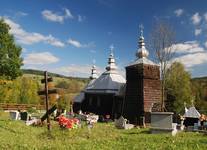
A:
[89,65,98,80]
[123,25,161,125]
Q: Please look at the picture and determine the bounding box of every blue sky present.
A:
[0,0,207,77]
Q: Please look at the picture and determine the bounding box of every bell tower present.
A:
[123,25,161,125]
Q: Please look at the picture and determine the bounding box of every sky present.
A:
[0,0,207,78]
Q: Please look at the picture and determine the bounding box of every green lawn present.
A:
[0,113,206,150]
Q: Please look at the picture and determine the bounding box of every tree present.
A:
[165,62,192,113]
[150,21,176,111]
[191,79,207,112]
[0,19,23,80]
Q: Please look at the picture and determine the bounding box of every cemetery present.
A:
[0,27,207,150]
[0,1,207,149]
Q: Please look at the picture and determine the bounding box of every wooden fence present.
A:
[0,103,45,110]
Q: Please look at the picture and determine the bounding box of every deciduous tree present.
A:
[165,62,192,113]
[150,21,176,111]
[0,19,23,80]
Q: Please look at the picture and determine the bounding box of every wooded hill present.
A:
[0,69,89,110]
[22,69,89,83]
[0,68,206,112]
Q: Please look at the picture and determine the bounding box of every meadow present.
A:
[0,112,206,150]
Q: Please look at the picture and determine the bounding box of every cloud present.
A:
[67,38,95,48]
[77,15,85,22]
[53,64,104,77]
[64,8,73,19]
[42,8,73,23]
[174,9,184,17]
[173,52,207,68]
[191,12,201,25]
[4,18,64,47]
[171,41,207,68]
[90,50,96,53]
[195,28,202,36]
[204,12,207,22]
[171,41,204,54]
[15,11,28,17]
[24,52,59,65]
[204,41,207,48]
[67,38,82,48]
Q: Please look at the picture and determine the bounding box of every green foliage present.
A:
[27,107,38,114]
[166,62,193,113]
[0,76,41,104]
[56,80,70,89]
[0,120,206,149]
[191,78,207,113]
[0,19,23,80]
[0,70,87,105]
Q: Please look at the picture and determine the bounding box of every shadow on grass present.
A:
[140,130,151,134]
[38,131,56,140]
[121,129,151,135]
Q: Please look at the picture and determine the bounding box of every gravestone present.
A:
[9,111,20,120]
[151,112,176,135]
[20,112,28,121]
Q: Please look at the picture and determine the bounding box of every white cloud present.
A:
[204,41,207,48]
[90,50,96,53]
[173,52,207,68]
[171,41,204,54]
[53,64,104,77]
[24,52,59,65]
[67,38,82,48]
[15,11,28,17]
[78,15,85,22]
[4,18,64,47]
[174,9,184,17]
[67,38,95,48]
[191,12,201,25]
[204,12,207,22]
[171,41,207,68]
[42,8,73,23]
[64,8,74,19]
[195,28,202,36]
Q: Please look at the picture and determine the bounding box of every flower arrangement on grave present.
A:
[58,115,80,129]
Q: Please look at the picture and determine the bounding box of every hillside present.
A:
[22,69,89,83]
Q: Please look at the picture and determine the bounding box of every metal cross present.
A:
[110,44,114,54]
[92,59,96,64]
[139,24,144,37]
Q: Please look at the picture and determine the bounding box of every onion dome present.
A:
[105,45,118,73]
[90,65,98,80]
[136,24,149,58]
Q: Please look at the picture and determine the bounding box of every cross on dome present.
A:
[110,44,114,56]
[139,24,144,37]
[136,24,149,58]
[105,45,117,72]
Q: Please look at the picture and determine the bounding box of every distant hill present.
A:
[192,76,207,87]
[192,76,207,82]
[22,69,89,83]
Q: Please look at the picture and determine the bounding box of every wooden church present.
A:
[73,49,126,119]
[73,26,161,124]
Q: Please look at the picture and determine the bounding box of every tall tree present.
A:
[165,62,192,113]
[150,21,176,111]
[0,19,23,80]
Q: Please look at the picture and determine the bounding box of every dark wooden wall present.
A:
[123,64,161,124]
[78,93,123,119]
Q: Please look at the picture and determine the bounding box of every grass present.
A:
[0,113,207,150]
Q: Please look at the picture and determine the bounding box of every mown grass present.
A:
[0,113,206,150]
